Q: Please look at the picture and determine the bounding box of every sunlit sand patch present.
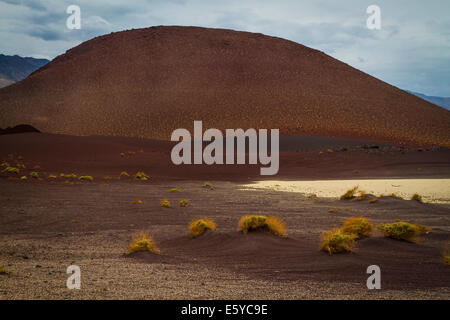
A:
[241,179,450,204]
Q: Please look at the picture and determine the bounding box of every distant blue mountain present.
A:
[406,90,450,110]
[0,54,49,87]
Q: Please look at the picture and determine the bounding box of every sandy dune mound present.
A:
[0,26,449,146]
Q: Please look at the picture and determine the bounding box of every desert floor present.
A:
[0,133,449,299]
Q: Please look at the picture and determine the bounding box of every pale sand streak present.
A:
[241,179,450,204]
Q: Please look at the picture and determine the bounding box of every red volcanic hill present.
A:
[0,26,449,146]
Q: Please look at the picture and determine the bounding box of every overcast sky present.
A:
[0,0,449,96]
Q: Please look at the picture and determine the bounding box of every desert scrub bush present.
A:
[0,266,9,275]
[120,152,125,157]
[1,161,9,168]
[128,232,160,254]
[368,198,378,204]
[48,174,57,179]
[16,163,26,169]
[179,199,189,207]
[377,221,430,242]
[202,182,214,190]
[132,199,145,205]
[160,199,170,208]
[411,193,423,203]
[2,166,19,174]
[320,229,357,254]
[238,215,286,237]
[20,176,27,180]
[353,190,367,201]
[30,171,39,179]
[341,217,374,238]
[189,218,217,238]
[135,171,149,181]
[120,171,130,178]
[170,187,181,192]
[340,186,359,200]
[79,175,94,182]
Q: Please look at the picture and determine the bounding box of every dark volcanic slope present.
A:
[0,26,449,146]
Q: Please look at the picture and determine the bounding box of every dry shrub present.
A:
[79,175,94,182]
[128,232,160,254]
[135,171,149,181]
[340,186,358,200]
[132,199,145,205]
[341,216,374,238]
[160,199,170,208]
[368,198,377,204]
[0,266,8,275]
[377,221,430,243]
[203,182,214,190]
[320,229,356,254]
[189,218,217,238]
[30,171,39,179]
[179,199,189,207]
[120,171,130,178]
[170,187,181,192]
[411,193,423,203]
[238,215,286,237]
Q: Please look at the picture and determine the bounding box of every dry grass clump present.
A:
[135,171,149,181]
[79,175,94,182]
[377,221,430,243]
[170,187,181,192]
[340,186,359,200]
[341,217,374,238]
[238,215,286,237]
[160,199,170,208]
[320,229,357,254]
[48,174,57,179]
[120,171,130,178]
[127,232,160,254]
[0,266,9,275]
[20,175,27,180]
[368,198,378,204]
[30,171,39,178]
[132,199,145,205]
[189,218,217,238]
[61,173,77,179]
[2,166,19,174]
[203,182,214,190]
[411,193,423,203]
[353,190,367,201]
[179,199,189,207]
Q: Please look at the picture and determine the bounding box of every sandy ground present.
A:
[242,179,450,204]
[0,133,449,299]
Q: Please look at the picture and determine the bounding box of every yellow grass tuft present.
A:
[340,186,358,200]
[179,199,189,207]
[48,174,57,179]
[377,221,430,243]
[189,218,217,238]
[341,217,374,238]
[61,173,77,179]
[120,171,130,178]
[128,232,160,254]
[327,149,333,153]
[2,166,19,174]
[368,198,378,204]
[132,199,145,205]
[238,215,286,237]
[203,182,214,190]
[0,266,9,275]
[30,171,39,179]
[79,175,94,182]
[320,229,356,254]
[160,199,170,208]
[20,175,27,180]
[170,187,182,192]
[135,171,149,181]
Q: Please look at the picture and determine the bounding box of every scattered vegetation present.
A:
[135,171,149,181]
[160,199,171,208]
[132,199,145,205]
[203,182,214,190]
[128,232,160,254]
[320,229,356,254]
[48,174,57,179]
[377,221,430,243]
[30,171,39,179]
[20,176,27,180]
[120,152,125,157]
[170,187,181,192]
[16,163,26,169]
[327,149,333,153]
[0,266,9,275]
[179,199,189,207]
[341,217,374,238]
[368,198,378,204]
[79,175,94,182]
[61,173,77,179]
[189,218,217,238]
[1,162,9,168]
[238,215,286,237]
[353,190,367,201]
[340,186,359,200]
[411,193,423,203]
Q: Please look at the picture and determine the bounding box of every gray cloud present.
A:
[0,0,448,96]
